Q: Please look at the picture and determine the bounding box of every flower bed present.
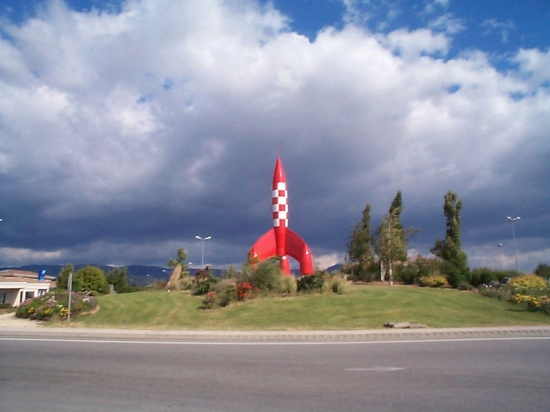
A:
[16,290,97,321]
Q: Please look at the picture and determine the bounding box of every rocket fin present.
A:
[286,228,314,275]
[249,228,277,262]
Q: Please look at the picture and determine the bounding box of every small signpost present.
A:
[67,272,73,323]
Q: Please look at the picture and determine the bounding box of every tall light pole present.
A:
[195,235,211,268]
[497,243,503,270]
[506,216,520,272]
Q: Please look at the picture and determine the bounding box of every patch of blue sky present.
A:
[446,84,461,94]
[162,79,174,91]
[63,0,122,14]
[262,0,346,40]
[136,94,152,104]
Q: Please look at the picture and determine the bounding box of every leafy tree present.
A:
[431,190,470,287]
[74,265,108,294]
[374,191,409,285]
[106,267,132,293]
[534,263,550,280]
[347,203,375,280]
[167,248,190,279]
[388,191,408,263]
[56,263,75,290]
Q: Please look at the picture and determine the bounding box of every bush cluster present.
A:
[419,275,448,288]
[200,260,351,309]
[507,274,547,289]
[16,291,97,321]
[479,274,549,314]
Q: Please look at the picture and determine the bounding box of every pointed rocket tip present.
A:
[273,156,286,183]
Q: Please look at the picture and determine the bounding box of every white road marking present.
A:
[346,366,405,372]
[0,336,549,345]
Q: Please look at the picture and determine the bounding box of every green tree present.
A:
[167,248,190,277]
[167,248,191,289]
[431,190,470,287]
[75,265,108,294]
[534,263,550,280]
[106,266,131,293]
[388,191,408,262]
[347,203,376,280]
[374,191,409,285]
[56,263,75,290]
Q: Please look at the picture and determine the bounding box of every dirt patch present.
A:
[0,312,43,328]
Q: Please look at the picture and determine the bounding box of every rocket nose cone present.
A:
[273,156,286,184]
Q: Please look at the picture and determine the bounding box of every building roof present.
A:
[0,269,56,283]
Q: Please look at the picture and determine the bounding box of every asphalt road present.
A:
[1,331,549,411]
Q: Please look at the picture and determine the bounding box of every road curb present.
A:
[2,325,550,343]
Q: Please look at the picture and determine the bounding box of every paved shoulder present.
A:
[1,324,550,343]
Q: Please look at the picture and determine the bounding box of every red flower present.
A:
[237,281,252,300]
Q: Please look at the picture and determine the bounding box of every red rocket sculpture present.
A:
[250,157,314,275]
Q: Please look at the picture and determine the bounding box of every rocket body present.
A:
[250,156,313,275]
[272,157,290,273]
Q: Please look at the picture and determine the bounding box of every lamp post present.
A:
[506,216,520,272]
[497,243,504,270]
[195,235,211,268]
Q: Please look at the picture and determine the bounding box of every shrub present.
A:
[297,274,327,293]
[470,267,497,287]
[442,260,470,288]
[178,274,194,291]
[397,264,420,285]
[512,292,549,311]
[507,274,547,289]
[457,282,474,291]
[539,298,550,315]
[213,278,238,307]
[350,261,379,282]
[329,275,351,294]
[280,275,297,296]
[192,269,218,295]
[250,258,285,292]
[419,275,448,288]
[478,284,507,300]
[202,291,217,309]
[236,281,253,301]
[218,284,237,307]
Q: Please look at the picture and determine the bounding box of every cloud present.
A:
[481,18,515,43]
[0,0,548,273]
[427,13,464,35]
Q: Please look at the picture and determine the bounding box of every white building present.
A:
[0,270,56,307]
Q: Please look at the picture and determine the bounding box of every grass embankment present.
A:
[71,285,550,330]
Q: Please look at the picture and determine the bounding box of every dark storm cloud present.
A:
[0,0,548,272]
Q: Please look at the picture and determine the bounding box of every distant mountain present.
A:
[326,264,343,273]
[0,264,224,287]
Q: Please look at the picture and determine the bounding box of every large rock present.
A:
[165,266,181,290]
[384,322,427,329]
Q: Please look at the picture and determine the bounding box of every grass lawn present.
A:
[70,284,550,330]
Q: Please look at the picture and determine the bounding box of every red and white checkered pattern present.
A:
[272,182,288,227]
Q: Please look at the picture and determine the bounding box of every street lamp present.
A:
[195,235,211,268]
[506,216,520,272]
[497,243,503,270]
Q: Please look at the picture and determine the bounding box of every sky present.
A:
[0,0,548,273]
